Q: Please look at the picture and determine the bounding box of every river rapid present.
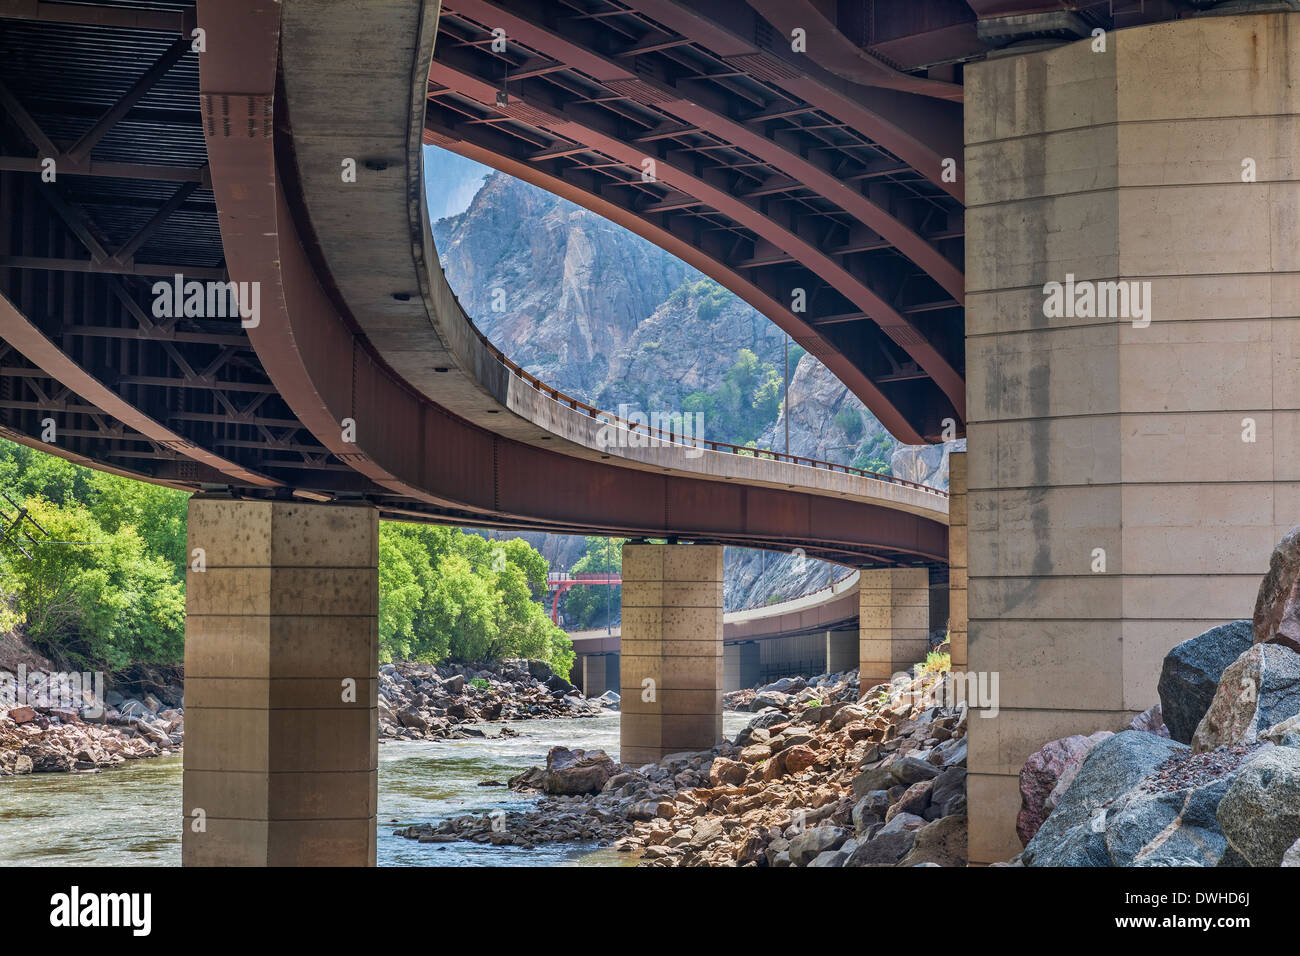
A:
[0,711,751,866]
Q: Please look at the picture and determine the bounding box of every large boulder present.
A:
[396,708,429,732]
[845,830,915,866]
[1102,773,1234,866]
[1252,526,1300,652]
[928,766,967,819]
[789,825,848,866]
[890,756,941,785]
[897,813,967,867]
[1191,643,1300,753]
[1023,732,1185,865]
[1217,745,1300,866]
[526,659,554,682]
[544,674,576,696]
[1158,620,1254,743]
[509,746,616,795]
[1016,731,1113,845]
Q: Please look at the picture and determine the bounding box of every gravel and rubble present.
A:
[378,658,616,742]
[398,664,970,866]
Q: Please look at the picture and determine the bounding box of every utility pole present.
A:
[784,334,790,455]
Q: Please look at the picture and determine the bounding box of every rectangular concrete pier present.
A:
[858,568,931,688]
[182,498,379,866]
[620,544,723,764]
[964,12,1300,863]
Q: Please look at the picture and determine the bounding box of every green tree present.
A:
[0,496,184,669]
[374,524,574,678]
[87,472,189,578]
[561,536,624,629]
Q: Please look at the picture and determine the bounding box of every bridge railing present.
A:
[465,322,948,498]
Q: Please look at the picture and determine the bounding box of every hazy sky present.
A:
[423,145,493,224]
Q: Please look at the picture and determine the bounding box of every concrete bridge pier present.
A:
[620,543,724,764]
[182,498,378,866]
[964,12,1300,863]
[948,451,968,673]
[580,652,619,698]
[825,630,858,674]
[858,568,932,689]
[723,641,760,692]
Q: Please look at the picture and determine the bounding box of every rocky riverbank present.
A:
[1,657,609,776]
[378,659,614,742]
[397,663,970,866]
[1012,527,1300,866]
[0,682,183,776]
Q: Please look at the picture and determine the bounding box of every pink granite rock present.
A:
[1016,730,1113,846]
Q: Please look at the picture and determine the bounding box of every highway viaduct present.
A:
[1,0,1296,865]
[560,567,906,696]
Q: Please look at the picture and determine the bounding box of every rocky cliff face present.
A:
[891,439,966,493]
[434,173,693,399]
[430,163,953,609]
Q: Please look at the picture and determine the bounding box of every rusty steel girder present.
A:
[196,0,947,567]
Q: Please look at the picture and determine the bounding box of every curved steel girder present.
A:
[441,0,964,303]
[197,0,948,568]
[426,55,967,425]
[0,288,280,488]
[422,115,937,444]
[0,421,195,490]
[379,502,933,569]
[624,0,965,202]
[744,0,965,102]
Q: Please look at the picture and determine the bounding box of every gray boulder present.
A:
[890,756,941,785]
[1023,731,1185,864]
[928,766,967,819]
[1217,745,1300,866]
[1158,620,1254,743]
[789,825,848,866]
[1102,774,1234,866]
[845,829,916,866]
[852,764,896,797]
[1191,643,1300,752]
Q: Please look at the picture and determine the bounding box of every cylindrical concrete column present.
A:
[182,498,378,866]
[948,451,968,671]
[858,568,930,688]
[620,543,723,764]
[964,12,1300,862]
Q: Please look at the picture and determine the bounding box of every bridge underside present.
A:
[4,0,1291,871]
[0,1,947,570]
[426,0,968,444]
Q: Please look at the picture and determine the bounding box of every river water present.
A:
[0,711,751,866]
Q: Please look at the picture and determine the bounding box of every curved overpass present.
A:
[0,0,948,570]
[191,0,949,568]
[568,567,863,653]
